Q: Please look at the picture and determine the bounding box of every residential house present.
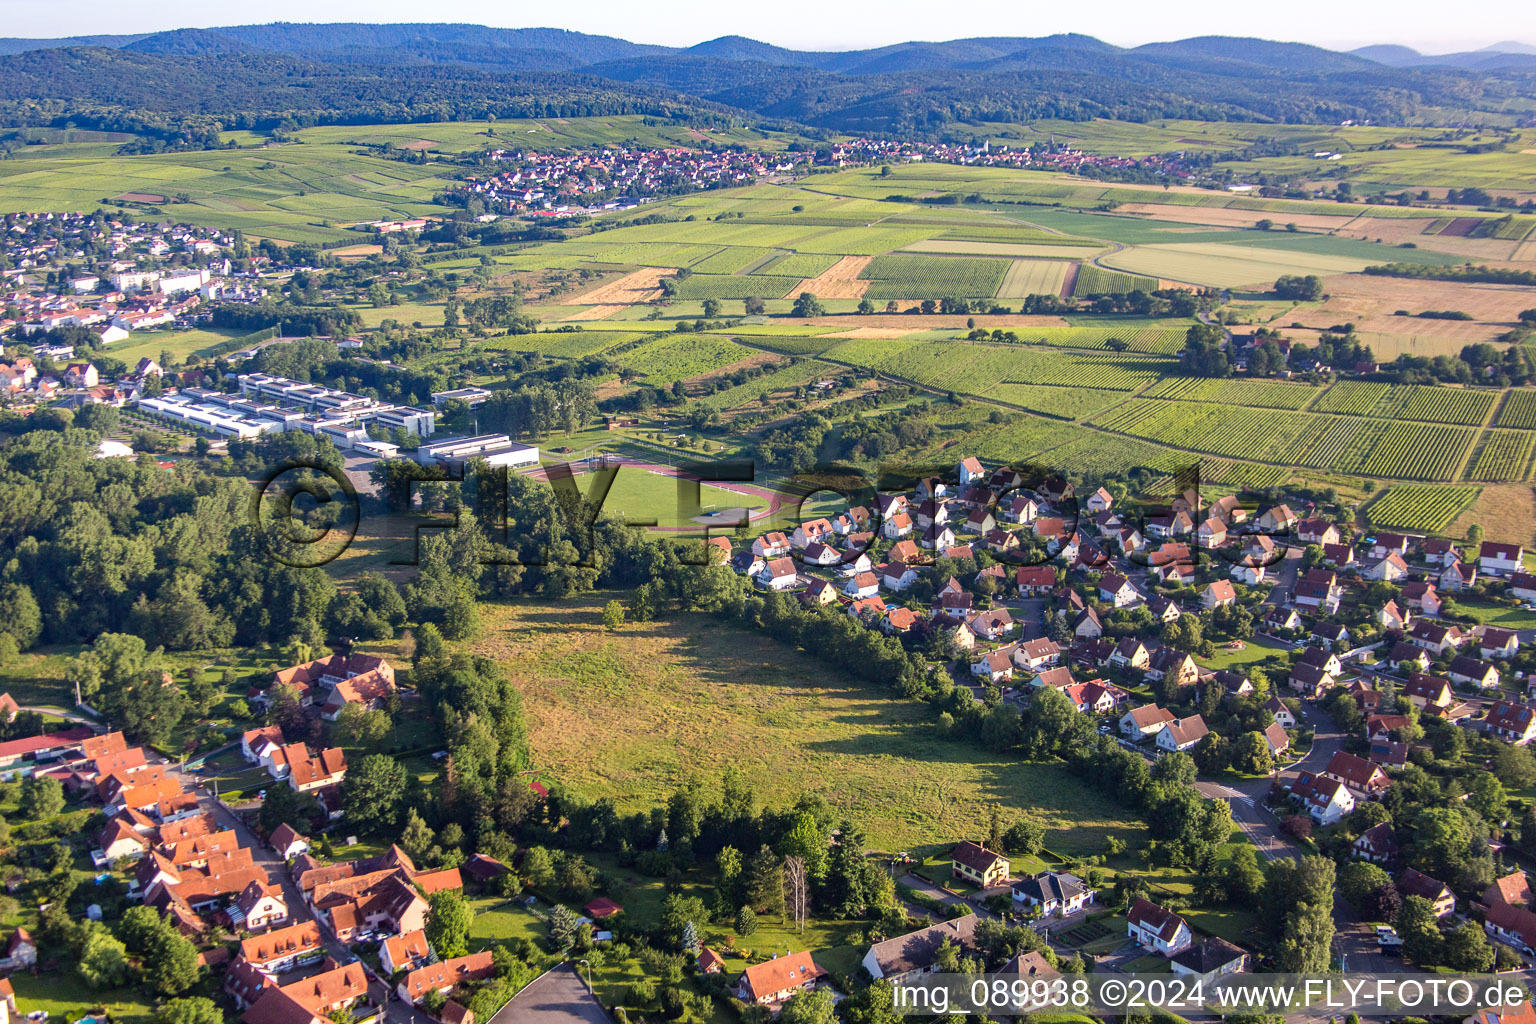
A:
[1422,539,1461,566]
[1322,751,1392,800]
[951,841,1010,887]
[1449,655,1500,689]
[1157,715,1209,753]
[1310,622,1350,651]
[1364,553,1410,582]
[1485,871,1533,909]
[240,921,325,974]
[1287,771,1356,825]
[1015,565,1056,595]
[1108,639,1150,672]
[1086,487,1114,513]
[1480,542,1525,577]
[1263,721,1290,757]
[757,557,798,591]
[1487,701,1536,745]
[1121,705,1175,741]
[269,824,309,861]
[1483,899,1536,957]
[1294,578,1341,615]
[1201,581,1236,610]
[1322,542,1356,567]
[1256,504,1296,533]
[1401,581,1441,616]
[1146,649,1198,688]
[1125,898,1193,955]
[1403,673,1454,710]
[752,533,790,559]
[1297,519,1341,546]
[398,952,496,1006]
[1098,573,1139,608]
[1169,938,1247,981]
[1408,621,1462,657]
[791,518,834,551]
[1440,560,1477,592]
[1378,600,1411,631]
[1012,872,1095,917]
[971,650,1014,685]
[844,572,880,600]
[1369,534,1412,560]
[380,929,432,976]
[881,562,919,592]
[1398,868,1455,918]
[241,961,373,1024]
[957,457,986,487]
[1288,662,1334,698]
[1195,518,1228,549]
[882,513,914,540]
[287,747,346,793]
[1351,822,1397,864]
[1389,642,1430,673]
[1480,627,1521,660]
[1064,682,1117,715]
[968,608,1014,641]
[1509,572,1536,602]
[862,915,981,984]
[1014,638,1062,672]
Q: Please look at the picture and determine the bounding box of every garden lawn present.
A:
[11,971,156,1024]
[471,597,1150,853]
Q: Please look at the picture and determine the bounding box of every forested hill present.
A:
[0,23,1533,140]
[0,48,733,141]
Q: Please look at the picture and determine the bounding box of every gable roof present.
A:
[865,914,981,977]
[1126,897,1187,942]
[739,949,826,1000]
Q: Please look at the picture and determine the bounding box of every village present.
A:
[0,446,1534,1023]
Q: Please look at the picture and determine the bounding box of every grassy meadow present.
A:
[473,596,1149,854]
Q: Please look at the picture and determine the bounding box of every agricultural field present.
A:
[695,359,832,411]
[1497,390,1536,429]
[1090,399,1334,467]
[672,273,801,300]
[1073,265,1159,295]
[1366,485,1483,533]
[990,384,1129,421]
[820,337,1169,394]
[1101,242,1380,288]
[859,253,1010,299]
[1373,385,1496,426]
[1140,376,1323,410]
[611,335,748,383]
[996,259,1073,298]
[1466,429,1536,482]
[493,330,646,359]
[476,597,1147,852]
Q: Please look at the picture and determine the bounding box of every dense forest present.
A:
[0,24,1532,146]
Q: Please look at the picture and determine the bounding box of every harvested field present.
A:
[560,304,627,321]
[572,266,671,305]
[1113,203,1356,232]
[783,254,872,299]
[330,244,383,258]
[996,259,1073,299]
[1336,216,1524,260]
[1436,217,1485,237]
[1102,242,1376,288]
[1446,484,1536,547]
[1293,273,1536,327]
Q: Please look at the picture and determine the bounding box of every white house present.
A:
[1157,715,1209,753]
[1126,898,1192,955]
[1480,542,1525,578]
[1120,704,1175,741]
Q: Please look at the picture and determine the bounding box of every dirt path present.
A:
[782,254,872,299]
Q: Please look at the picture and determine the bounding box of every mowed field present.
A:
[1101,242,1379,288]
[479,597,1147,852]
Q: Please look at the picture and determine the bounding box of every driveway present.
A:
[488,963,611,1024]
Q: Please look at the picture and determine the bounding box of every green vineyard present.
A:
[1073,264,1159,295]
[1141,376,1323,410]
[1366,485,1481,533]
[1465,429,1536,482]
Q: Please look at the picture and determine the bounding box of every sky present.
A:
[5,0,1535,55]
